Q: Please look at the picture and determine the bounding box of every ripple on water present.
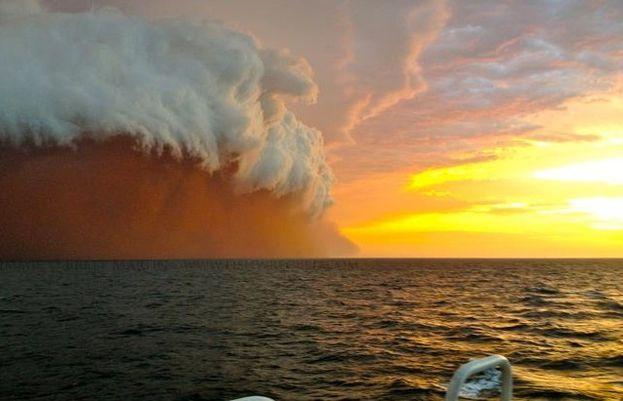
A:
[1,259,622,401]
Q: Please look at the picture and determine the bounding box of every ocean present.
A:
[1,259,622,401]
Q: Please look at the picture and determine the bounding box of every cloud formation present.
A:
[0,0,360,259]
[0,0,330,214]
[42,0,449,143]
[334,0,623,179]
[37,1,622,183]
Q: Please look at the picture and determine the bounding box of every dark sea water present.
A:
[1,259,622,401]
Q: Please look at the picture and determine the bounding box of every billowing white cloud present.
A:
[41,0,449,143]
[0,0,332,214]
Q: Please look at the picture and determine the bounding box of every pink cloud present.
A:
[333,0,623,181]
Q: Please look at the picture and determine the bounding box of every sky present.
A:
[41,0,623,257]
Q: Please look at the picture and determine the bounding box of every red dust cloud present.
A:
[0,136,356,260]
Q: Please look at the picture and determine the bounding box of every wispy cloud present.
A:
[334,0,623,180]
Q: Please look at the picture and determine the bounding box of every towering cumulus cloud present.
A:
[0,0,356,259]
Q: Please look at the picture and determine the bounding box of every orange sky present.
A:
[331,95,623,257]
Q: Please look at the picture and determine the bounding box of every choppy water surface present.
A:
[1,259,622,401]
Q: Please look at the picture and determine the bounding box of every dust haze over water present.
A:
[0,0,356,259]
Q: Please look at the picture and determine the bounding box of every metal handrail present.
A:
[445,354,512,401]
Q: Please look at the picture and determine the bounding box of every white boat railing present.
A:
[230,354,513,401]
[445,354,513,401]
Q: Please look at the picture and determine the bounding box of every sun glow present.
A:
[534,158,623,185]
[569,197,623,230]
[337,96,623,257]
[326,88,623,257]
